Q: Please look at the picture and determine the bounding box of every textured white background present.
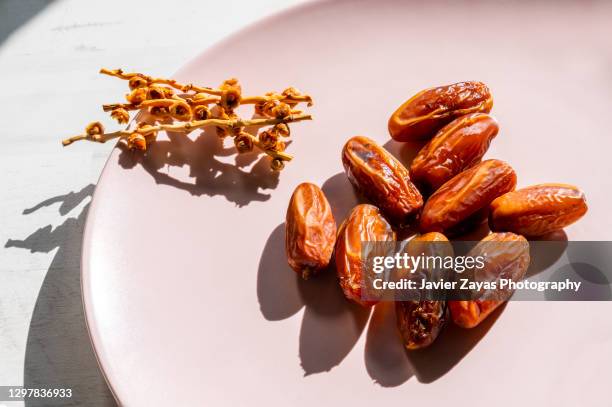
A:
[0,1,302,405]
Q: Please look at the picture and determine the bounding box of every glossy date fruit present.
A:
[335,204,395,306]
[489,184,588,236]
[410,113,499,193]
[396,232,451,350]
[420,159,516,234]
[402,232,454,281]
[388,81,493,142]
[396,300,448,350]
[285,182,337,279]
[449,232,530,328]
[342,136,423,226]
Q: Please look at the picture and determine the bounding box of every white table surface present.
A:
[0,1,303,405]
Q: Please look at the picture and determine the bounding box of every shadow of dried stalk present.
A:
[118,126,287,207]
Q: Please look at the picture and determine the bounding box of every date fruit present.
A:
[342,136,423,226]
[396,300,448,350]
[401,232,454,282]
[285,182,337,279]
[396,232,451,350]
[335,204,396,306]
[449,232,530,328]
[489,183,588,236]
[388,81,493,142]
[410,113,499,192]
[420,159,516,234]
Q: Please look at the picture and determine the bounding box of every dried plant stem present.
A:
[240,95,312,105]
[100,68,223,95]
[100,67,312,105]
[65,68,313,170]
[102,103,140,112]
[62,114,312,160]
[102,95,312,113]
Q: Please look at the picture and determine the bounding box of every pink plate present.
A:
[83,1,612,405]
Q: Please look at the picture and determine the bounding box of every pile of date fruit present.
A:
[285,81,588,350]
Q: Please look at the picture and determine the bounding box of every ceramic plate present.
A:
[83,1,612,405]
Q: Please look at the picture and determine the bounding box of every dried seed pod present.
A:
[162,87,174,98]
[449,232,530,328]
[274,123,290,137]
[396,232,452,349]
[389,81,493,142]
[272,103,291,119]
[127,133,147,151]
[220,87,241,111]
[221,78,241,93]
[234,132,254,153]
[169,100,192,121]
[260,100,278,118]
[85,121,104,136]
[420,159,516,234]
[285,183,337,279]
[489,184,588,236]
[410,113,499,193]
[147,85,167,100]
[282,86,301,99]
[193,105,211,121]
[259,130,279,150]
[149,106,169,118]
[271,158,285,171]
[126,87,148,104]
[254,101,267,116]
[335,204,396,306]
[342,136,423,226]
[215,108,231,137]
[128,76,147,90]
[110,108,130,124]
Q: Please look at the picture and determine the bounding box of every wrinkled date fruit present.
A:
[401,232,454,281]
[408,232,453,256]
[396,232,451,350]
[388,81,493,142]
[489,184,588,237]
[410,113,499,193]
[449,232,530,328]
[342,136,423,226]
[396,300,448,350]
[420,159,516,234]
[285,182,337,279]
[335,204,395,306]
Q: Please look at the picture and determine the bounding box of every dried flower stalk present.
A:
[62,68,314,170]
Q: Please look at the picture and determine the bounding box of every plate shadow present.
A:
[5,185,117,406]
